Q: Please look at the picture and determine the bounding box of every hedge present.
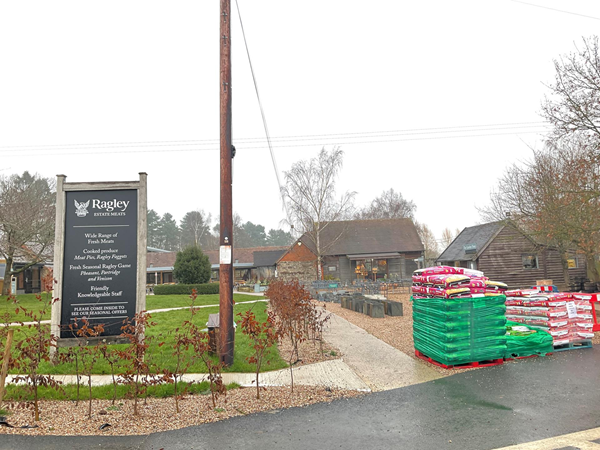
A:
[153,283,220,296]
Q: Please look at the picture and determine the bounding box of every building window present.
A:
[522,254,539,269]
[328,266,337,272]
[352,259,388,280]
[468,261,477,270]
[235,269,251,281]
[567,258,579,269]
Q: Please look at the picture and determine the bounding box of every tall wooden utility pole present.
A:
[219,0,235,366]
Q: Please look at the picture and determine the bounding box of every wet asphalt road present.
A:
[2,348,600,450]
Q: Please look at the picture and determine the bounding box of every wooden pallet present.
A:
[504,353,552,361]
[553,340,593,352]
[415,350,504,370]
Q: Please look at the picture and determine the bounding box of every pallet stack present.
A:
[411,266,508,369]
[505,320,554,359]
[505,289,594,351]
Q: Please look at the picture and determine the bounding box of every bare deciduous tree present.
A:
[0,172,55,295]
[356,188,416,220]
[482,137,600,283]
[213,213,252,249]
[440,227,460,250]
[415,222,440,267]
[281,147,356,279]
[542,36,600,143]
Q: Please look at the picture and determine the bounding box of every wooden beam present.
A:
[0,329,14,404]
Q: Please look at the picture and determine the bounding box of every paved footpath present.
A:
[0,298,269,328]
[5,358,369,392]
[323,311,441,390]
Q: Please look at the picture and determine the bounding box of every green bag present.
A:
[504,320,554,358]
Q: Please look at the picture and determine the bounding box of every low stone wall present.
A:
[277,260,316,282]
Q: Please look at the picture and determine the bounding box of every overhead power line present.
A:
[0,129,549,158]
[508,0,600,21]
[234,0,291,224]
[0,122,549,153]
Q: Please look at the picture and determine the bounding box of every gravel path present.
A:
[0,386,363,436]
[322,293,600,374]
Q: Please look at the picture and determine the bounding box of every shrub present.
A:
[266,279,330,392]
[237,310,278,399]
[173,246,211,284]
[12,277,62,421]
[153,283,219,296]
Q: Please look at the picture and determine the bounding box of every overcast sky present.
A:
[1,0,599,244]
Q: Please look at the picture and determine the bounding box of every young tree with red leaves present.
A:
[267,279,330,392]
[238,310,278,399]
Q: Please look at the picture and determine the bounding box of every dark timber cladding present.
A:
[437,222,588,289]
[219,0,234,366]
[61,190,137,338]
[476,225,586,288]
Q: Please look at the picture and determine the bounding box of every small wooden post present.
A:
[0,329,15,404]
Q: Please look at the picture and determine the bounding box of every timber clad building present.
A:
[277,218,424,284]
[436,221,587,290]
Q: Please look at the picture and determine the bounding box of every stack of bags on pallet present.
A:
[412,266,508,299]
[411,266,508,367]
[505,289,595,346]
[505,320,554,358]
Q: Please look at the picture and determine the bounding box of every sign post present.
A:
[51,174,147,348]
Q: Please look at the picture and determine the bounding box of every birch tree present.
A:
[180,209,212,249]
[281,147,356,280]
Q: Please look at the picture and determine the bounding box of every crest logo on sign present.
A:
[74,199,90,217]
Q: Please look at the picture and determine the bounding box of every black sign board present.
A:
[463,243,477,254]
[60,189,138,338]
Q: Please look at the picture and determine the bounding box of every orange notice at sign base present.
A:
[220,245,232,265]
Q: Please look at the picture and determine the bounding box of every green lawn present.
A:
[3,380,241,402]
[0,293,265,323]
[0,293,51,323]
[3,299,285,375]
